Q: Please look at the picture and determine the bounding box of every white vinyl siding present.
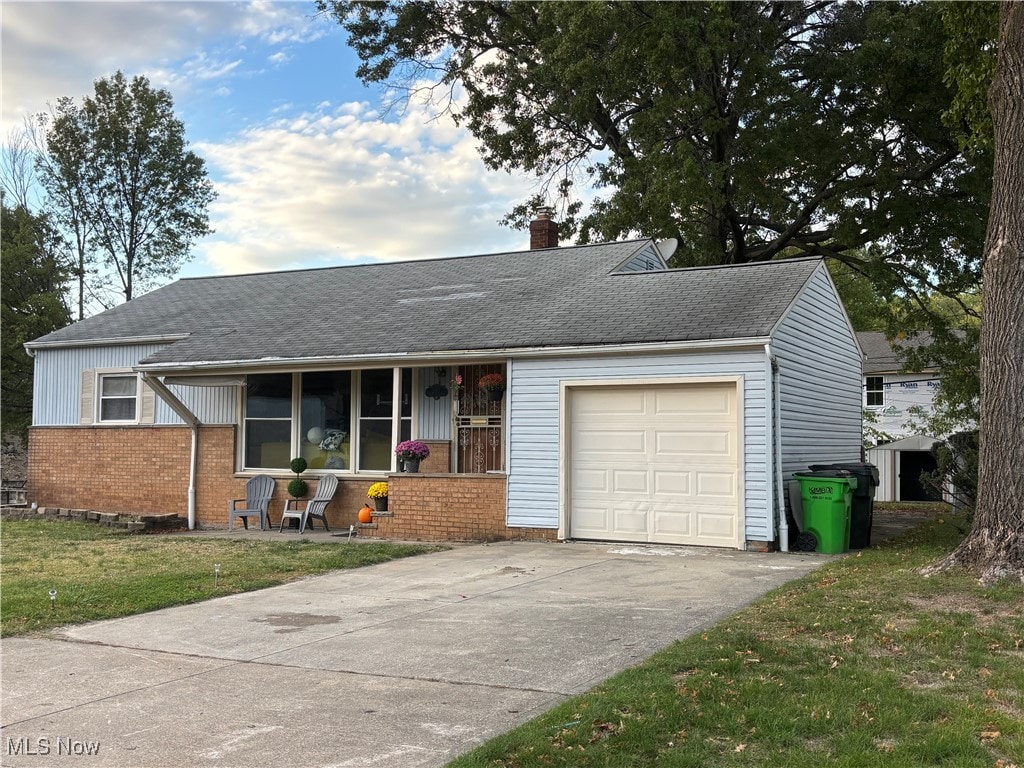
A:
[507,349,770,541]
[32,345,237,426]
[771,264,863,482]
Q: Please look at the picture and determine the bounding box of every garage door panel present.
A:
[569,382,740,548]
[572,389,647,417]
[651,509,692,537]
[655,431,732,457]
[612,507,649,535]
[696,511,738,540]
[695,472,738,497]
[572,468,608,493]
[654,387,733,416]
[575,429,647,455]
[652,470,691,495]
[612,470,648,494]
[572,504,610,533]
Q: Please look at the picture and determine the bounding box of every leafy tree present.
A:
[323,1,989,304]
[37,71,215,312]
[924,1,1024,583]
[0,203,71,436]
[827,258,891,333]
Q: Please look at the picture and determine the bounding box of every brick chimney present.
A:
[529,207,559,250]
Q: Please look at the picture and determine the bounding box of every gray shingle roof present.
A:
[30,241,823,367]
[857,331,936,373]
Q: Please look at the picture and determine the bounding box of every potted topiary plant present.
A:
[288,457,308,499]
[394,441,430,473]
[367,481,389,512]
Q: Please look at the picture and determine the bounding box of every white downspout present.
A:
[773,355,789,552]
[765,345,789,552]
[187,426,198,530]
[140,373,201,531]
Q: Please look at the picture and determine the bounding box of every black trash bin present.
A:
[808,462,879,548]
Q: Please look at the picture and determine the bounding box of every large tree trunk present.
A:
[925,1,1024,583]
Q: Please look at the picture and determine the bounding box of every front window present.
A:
[302,371,351,470]
[243,368,415,472]
[98,374,138,422]
[359,369,394,471]
[866,376,884,407]
[244,374,292,469]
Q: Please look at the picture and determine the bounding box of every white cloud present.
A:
[0,1,330,131]
[2,1,556,278]
[195,102,539,274]
[235,0,329,45]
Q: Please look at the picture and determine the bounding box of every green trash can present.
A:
[793,471,857,554]
[809,463,879,549]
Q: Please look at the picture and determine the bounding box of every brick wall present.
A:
[28,428,556,540]
[372,473,558,542]
[29,426,379,531]
[30,426,205,516]
[417,441,451,473]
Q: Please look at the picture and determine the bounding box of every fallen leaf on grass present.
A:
[980,731,1001,741]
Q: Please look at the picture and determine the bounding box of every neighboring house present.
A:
[857,331,946,502]
[26,224,862,550]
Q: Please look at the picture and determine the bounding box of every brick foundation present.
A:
[27,427,555,541]
[371,473,558,543]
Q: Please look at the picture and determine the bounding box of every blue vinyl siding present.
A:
[417,365,452,440]
[771,264,862,482]
[32,345,236,426]
[507,349,770,540]
[614,242,665,273]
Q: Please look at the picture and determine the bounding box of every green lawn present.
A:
[450,515,1024,768]
[0,521,444,636]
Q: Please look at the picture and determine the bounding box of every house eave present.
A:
[25,334,191,352]
[133,337,772,375]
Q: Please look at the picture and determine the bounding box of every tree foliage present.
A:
[925,0,1024,583]
[323,1,990,304]
[37,71,215,310]
[1,204,71,436]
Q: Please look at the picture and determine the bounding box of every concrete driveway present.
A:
[1,541,825,767]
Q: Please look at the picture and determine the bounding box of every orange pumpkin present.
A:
[358,505,373,524]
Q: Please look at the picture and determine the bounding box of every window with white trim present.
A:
[98,374,139,422]
[865,376,884,407]
[242,368,415,472]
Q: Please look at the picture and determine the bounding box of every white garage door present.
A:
[568,382,741,547]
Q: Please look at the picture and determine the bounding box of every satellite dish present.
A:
[655,238,678,262]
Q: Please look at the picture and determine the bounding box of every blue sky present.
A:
[1,1,541,278]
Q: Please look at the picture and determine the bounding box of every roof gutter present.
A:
[133,337,772,375]
[140,373,202,531]
[25,334,191,352]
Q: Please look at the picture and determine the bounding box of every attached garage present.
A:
[565,379,742,548]
[506,255,865,551]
